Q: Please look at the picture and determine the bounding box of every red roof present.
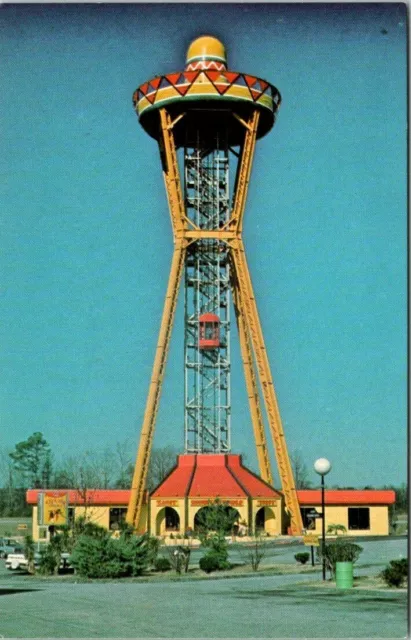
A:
[152,454,281,499]
[26,485,396,507]
[297,490,395,505]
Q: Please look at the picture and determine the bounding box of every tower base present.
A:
[148,454,285,536]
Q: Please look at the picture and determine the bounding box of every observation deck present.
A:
[133,35,281,147]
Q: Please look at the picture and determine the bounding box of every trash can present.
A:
[336,561,353,588]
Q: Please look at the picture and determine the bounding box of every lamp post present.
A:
[314,457,331,581]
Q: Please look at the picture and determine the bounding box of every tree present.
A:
[290,450,312,489]
[196,499,237,571]
[9,432,52,488]
[146,446,178,491]
[236,535,268,571]
[113,440,134,489]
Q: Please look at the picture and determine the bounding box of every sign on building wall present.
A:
[38,492,69,526]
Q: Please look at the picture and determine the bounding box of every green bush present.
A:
[37,534,67,575]
[37,543,60,575]
[294,552,310,565]
[154,556,172,572]
[199,554,222,573]
[70,532,157,579]
[199,549,230,573]
[317,538,363,576]
[380,558,408,588]
[24,535,35,574]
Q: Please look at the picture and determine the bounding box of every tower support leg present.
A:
[126,242,186,528]
[232,278,273,485]
[230,243,303,536]
[127,106,187,529]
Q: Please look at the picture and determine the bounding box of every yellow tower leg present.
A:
[159,108,186,236]
[127,108,187,529]
[231,241,303,535]
[229,110,260,234]
[126,242,186,528]
[231,277,273,485]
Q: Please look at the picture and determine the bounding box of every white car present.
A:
[5,553,27,570]
[5,551,72,571]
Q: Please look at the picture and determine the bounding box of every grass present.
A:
[3,561,320,585]
[0,517,32,538]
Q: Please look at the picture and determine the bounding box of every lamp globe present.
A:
[314,458,331,476]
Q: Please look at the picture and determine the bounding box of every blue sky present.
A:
[1,3,407,488]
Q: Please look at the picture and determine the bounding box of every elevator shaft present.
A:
[184,143,231,453]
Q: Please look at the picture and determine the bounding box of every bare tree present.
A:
[290,450,313,489]
[113,440,134,489]
[146,446,178,492]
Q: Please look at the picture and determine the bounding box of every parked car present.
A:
[5,553,27,570]
[5,551,72,571]
[0,538,24,559]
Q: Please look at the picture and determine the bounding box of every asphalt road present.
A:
[0,537,407,639]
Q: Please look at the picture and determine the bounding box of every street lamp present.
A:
[314,457,331,581]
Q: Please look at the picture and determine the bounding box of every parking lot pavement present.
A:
[0,537,407,638]
[0,573,407,638]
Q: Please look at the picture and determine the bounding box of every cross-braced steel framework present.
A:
[184,140,231,454]
[126,106,303,536]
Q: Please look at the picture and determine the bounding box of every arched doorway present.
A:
[156,507,180,535]
[194,505,240,534]
[255,506,276,535]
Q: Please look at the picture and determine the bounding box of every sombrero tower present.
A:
[127,36,303,536]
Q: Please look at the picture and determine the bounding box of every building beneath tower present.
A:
[26,478,395,541]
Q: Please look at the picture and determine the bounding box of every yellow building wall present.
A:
[150,497,282,536]
[150,499,185,535]
[252,499,282,535]
[74,505,110,529]
[31,504,133,542]
[306,505,390,536]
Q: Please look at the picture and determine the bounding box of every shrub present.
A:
[237,536,267,571]
[380,558,408,588]
[70,531,156,579]
[37,543,60,575]
[317,538,363,577]
[200,531,229,564]
[24,535,35,574]
[37,534,66,575]
[199,554,222,573]
[327,524,347,535]
[168,546,191,574]
[294,552,310,565]
[154,556,172,572]
[199,549,230,573]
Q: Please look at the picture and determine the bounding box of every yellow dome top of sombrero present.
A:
[186,35,227,66]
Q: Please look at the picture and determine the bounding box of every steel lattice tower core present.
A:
[184,141,231,454]
[127,36,303,535]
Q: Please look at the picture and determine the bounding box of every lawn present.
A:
[0,517,32,538]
